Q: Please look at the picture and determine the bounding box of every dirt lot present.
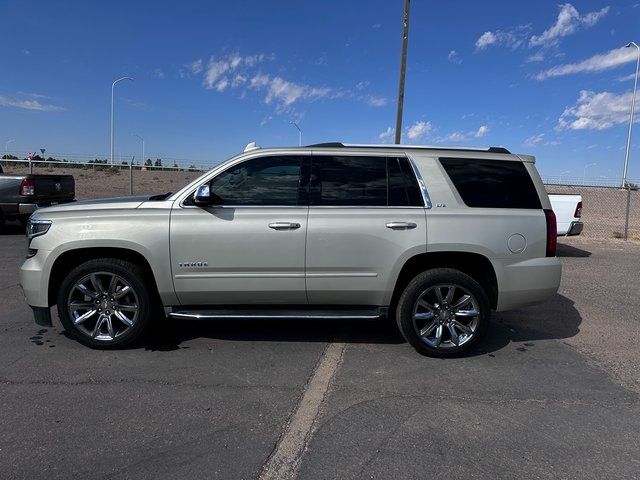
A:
[2,164,202,200]
[1,232,639,479]
[546,184,640,241]
[4,164,638,242]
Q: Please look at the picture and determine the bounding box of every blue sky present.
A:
[1,0,640,179]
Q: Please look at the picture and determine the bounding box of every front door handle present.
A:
[269,222,301,230]
[386,222,417,230]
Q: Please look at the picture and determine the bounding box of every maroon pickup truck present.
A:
[0,165,75,227]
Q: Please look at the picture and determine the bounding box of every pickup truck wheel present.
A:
[57,258,152,349]
[396,268,489,358]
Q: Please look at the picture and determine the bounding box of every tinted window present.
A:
[387,157,424,207]
[440,158,541,209]
[311,156,387,206]
[399,157,424,206]
[207,156,302,206]
[388,158,409,206]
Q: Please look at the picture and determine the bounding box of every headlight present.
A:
[26,218,52,239]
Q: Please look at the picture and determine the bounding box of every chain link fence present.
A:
[0,158,207,199]
[2,158,638,242]
[544,177,639,242]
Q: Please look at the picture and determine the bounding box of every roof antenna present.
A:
[244,142,260,152]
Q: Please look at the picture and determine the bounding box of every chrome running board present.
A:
[168,308,386,321]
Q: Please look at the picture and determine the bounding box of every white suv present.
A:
[19,142,561,357]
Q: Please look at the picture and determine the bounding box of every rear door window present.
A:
[310,156,387,206]
[440,158,541,209]
[309,155,424,207]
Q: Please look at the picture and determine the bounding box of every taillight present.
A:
[544,209,557,257]
[574,201,582,218]
[20,178,35,196]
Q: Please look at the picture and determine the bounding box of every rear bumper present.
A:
[496,257,562,311]
[566,221,583,236]
[0,202,67,216]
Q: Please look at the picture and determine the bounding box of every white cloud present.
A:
[231,74,246,88]
[406,121,433,140]
[22,49,31,56]
[476,31,497,49]
[617,73,637,83]
[526,52,545,63]
[530,4,610,48]
[356,80,370,90]
[201,53,268,89]
[557,90,635,131]
[204,60,230,89]
[535,46,636,80]
[250,73,270,89]
[446,132,467,142]
[475,125,490,137]
[379,127,395,143]
[0,94,63,111]
[524,133,545,146]
[153,68,165,79]
[215,78,229,92]
[265,77,330,107]
[372,23,381,29]
[447,50,462,64]
[187,59,203,74]
[367,96,387,107]
[259,116,273,127]
[475,25,530,50]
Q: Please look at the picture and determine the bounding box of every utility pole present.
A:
[394,0,411,144]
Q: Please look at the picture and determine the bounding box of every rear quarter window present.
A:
[440,157,541,209]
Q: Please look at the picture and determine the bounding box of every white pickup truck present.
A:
[549,194,583,236]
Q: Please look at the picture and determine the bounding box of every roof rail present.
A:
[305,142,511,154]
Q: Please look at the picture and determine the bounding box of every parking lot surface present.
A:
[1,226,639,479]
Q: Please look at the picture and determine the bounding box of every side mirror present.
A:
[194,184,214,205]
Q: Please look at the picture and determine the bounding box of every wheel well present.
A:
[390,252,498,312]
[48,247,160,306]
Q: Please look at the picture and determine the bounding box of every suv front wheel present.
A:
[57,258,153,349]
[396,268,490,357]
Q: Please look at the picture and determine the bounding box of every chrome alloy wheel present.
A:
[67,272,139,341]
[412,284,480,349]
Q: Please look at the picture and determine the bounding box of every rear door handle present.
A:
[386,222,417,230]
[269,222,301,230]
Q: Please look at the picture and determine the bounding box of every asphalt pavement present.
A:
[1,226,639,480]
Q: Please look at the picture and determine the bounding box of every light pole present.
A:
[4,139,15,157]
[133,134,145,165]
[110,76,133,165]
[622,42,639,187]
[290,121,302,146]
[583,162,596,180]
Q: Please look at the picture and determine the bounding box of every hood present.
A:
[34,195,157,215]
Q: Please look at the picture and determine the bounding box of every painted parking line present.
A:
[259,341,346,480]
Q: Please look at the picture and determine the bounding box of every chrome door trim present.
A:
[407,155,432,209]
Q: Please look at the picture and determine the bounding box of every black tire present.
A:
[396,268,490,358]
[57,258,154,349]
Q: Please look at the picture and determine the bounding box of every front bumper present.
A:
[567,221,584,236]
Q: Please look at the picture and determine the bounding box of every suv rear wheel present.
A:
[57,258,153,349]
[396,268,489,357]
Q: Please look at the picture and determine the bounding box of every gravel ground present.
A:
[1,229,639,479]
